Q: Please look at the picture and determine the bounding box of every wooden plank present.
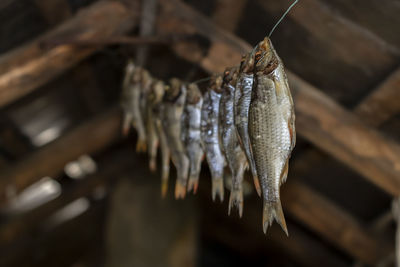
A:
[33,0,71,26]
[282,181,390,265]
[199,184,350,267]
[0,107,121,201]
[211,0,247,32]
[355,67,400,127]
[320,0,400,49]
[0,148,132,246]
[0,0,138,108]
[158,0,400,196]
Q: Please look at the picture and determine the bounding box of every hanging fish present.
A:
[219,67,247,217]
[121,60,136,136]
[146,80,165,172]
[248,37,296,235]
[181,83,204,194]
[201,74,225,202]
[234,49,262,197]
[161,78,190,199]
[153,84,170,198]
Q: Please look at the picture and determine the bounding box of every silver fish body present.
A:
[146,80,164,172]
[182,83,204,194]
[219,67,247,217]
[234,49,261,197]
[121,61,136,136]
[162,79,190,199]
[249,37,295,235]
[153,95,170,198]
[201,75,225,202]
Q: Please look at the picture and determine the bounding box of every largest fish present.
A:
[201,74,225,202]
[161,78,190,199]
[248,37,296,235]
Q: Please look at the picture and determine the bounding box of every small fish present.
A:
[201,74,225,202]
[161,78,190,199]
[234,49,262,197]
[121,60,137,136]
[146,80,164,172]
[182,83,204,194]
[249,37,295,235]
[153,84,170,198]
[219,67,247,217]
[137,70,152,152]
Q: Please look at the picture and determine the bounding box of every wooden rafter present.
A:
[0,0,138,108]
[0,108,121,201]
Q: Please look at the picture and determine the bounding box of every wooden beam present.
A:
[0,107,121,201]
[199,184,350,267]
[0,0,138,108]
[355,67,400,127]
[282,181,390,265]
[157,0,400,197]
[0,148,133,246]
[211,0,247,32]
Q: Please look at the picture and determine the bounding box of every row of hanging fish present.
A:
[120,37,296,235]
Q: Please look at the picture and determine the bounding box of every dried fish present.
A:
[161,78,190,199]
[201,74,225,202]
[146,80,165,172]
[182,83,204,194]
[121,60,136,136]
[234,49,262,197]
[249,37,295,235]
[219,67,247,217]
[153,84,170,198]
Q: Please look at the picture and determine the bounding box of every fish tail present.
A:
[161,177,169,198]
[228,188,243,217]
[122,113,133,136]
[136,139,147,153]
[149,156,157,172]
[253,175,262,197]
[187,174,199,194]
[262,200,288,236]
[212,178,224,202]
[174,180,187,199]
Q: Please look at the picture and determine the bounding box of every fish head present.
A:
[210,74,223,93]
[222,66,239,85]
[132,67,142,83]
[153,80,165,102]
[125,59,135,74]
[187,83,202,104]
[254,37,279,74]
[239,46,257,74]
[165,78,182,100]
[141,70,153,90]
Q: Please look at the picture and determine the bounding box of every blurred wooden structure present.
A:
[0,0,399,266]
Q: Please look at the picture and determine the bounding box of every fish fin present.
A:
[187,175,199,194]
[161,178,168,198]
[253,176,262,197]
[174,180,187,199]
[262,200,288,236]
[122,113,133,136]
[280,159,289,185]
[136,139,147,153]
[212,178,224,202]
[228,188,244,218]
